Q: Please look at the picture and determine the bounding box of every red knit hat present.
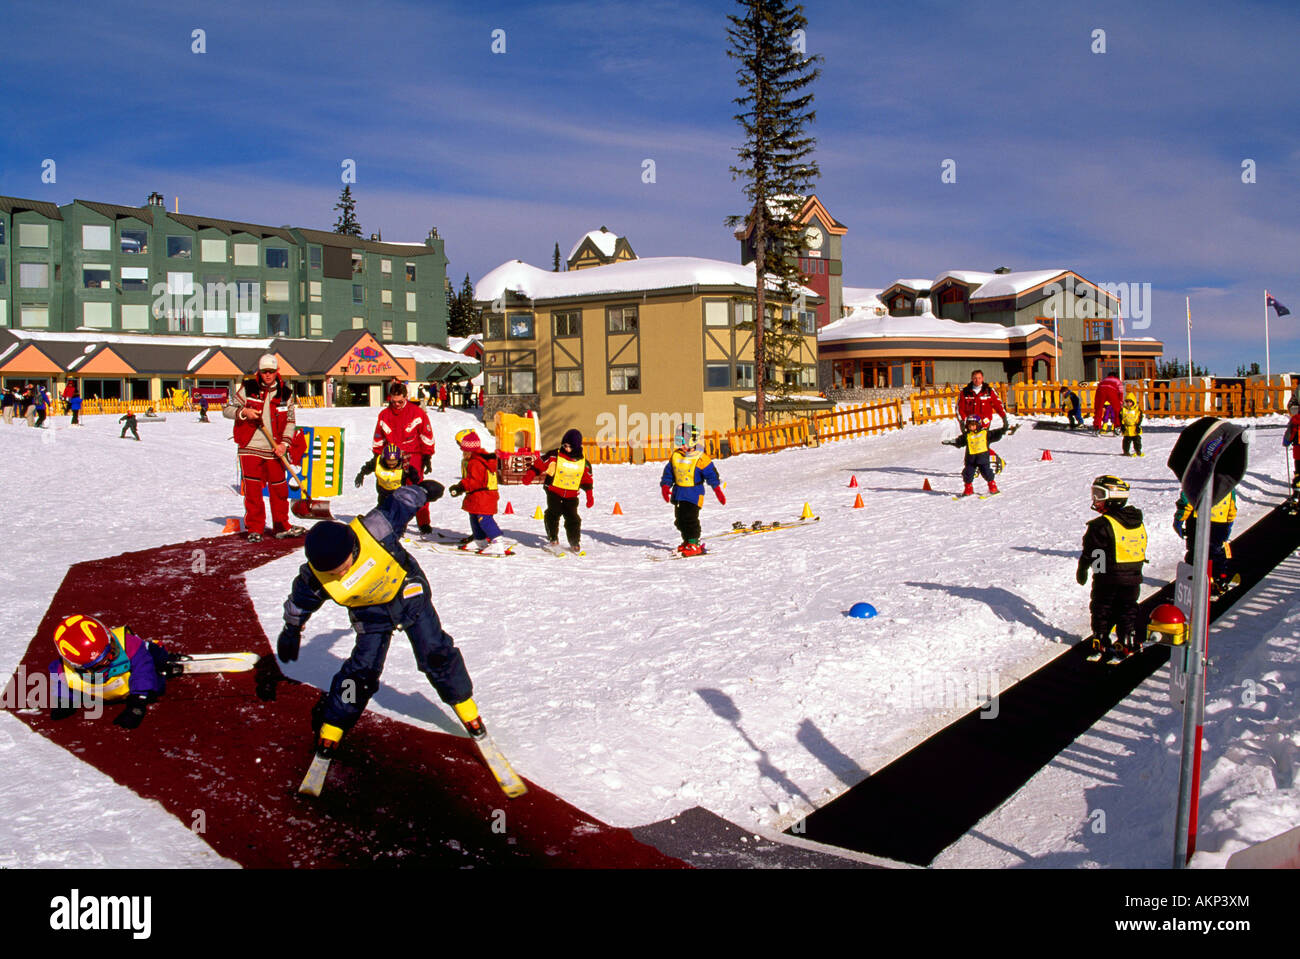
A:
[455,429,482,452]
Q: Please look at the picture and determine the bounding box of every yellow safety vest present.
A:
[671,450,705,487]
[1104,515,1148,566]
[310,517,407,608]
[965,430,988,455]
[1121,408,1142,436]
[1209,494,1235,523]
[550,456,587,492]
[462,456,498,491]
[375,460,405,492]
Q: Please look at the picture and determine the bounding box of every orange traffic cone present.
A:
[612,502,624,515]
[504,501,514,514]
[221,517,240,534]
[923,478,932,491]
[852,493,865,509]
[1041,449,1053,461]
[848,475,859,488]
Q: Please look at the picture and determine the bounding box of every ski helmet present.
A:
[675,423,700,450]
[455,429,482,452]
[1146,603,1188,646]
[304,522,359,573]
[1090,474,1130,511]
[964,414,982,430]
[52,614,118,670]
[380,443,403,467]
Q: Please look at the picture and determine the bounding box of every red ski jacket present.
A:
[372,401,435,456]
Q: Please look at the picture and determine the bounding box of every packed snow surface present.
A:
[1,406,1295,867]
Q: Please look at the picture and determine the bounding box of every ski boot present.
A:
[417,524,434,536]
[479,537,515,556]
[1084,634,1109,663]
[677,541,706,557]
[567,539,583,555]
[961,483,975,498]
[273,524,306,539]
[315,723,344,759]
[454,698,487,740]
[986,480,999,495]
[246,531,264,543]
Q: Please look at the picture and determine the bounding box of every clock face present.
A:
[804,226,824,250]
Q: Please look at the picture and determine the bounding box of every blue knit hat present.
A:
[561,428,583,452]
[305,522,358,571]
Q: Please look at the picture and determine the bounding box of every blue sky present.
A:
[2,0,1296,373]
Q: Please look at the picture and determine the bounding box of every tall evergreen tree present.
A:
[333,185,362,237]
[448,273,482,337]
[553,242,562,272]
[725,0,821,425]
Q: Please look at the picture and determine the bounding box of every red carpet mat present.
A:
[3,534,684,868]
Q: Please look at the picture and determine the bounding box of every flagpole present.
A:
[1117,296,1124,384]
[1265,289,1272,382]
[1186,296,1192,382]
[1052,304,1059,382]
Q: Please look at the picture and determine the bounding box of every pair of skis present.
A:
[297,723,527,800]
[719,516,820,536]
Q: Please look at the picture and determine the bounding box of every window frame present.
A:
[608,364,641,394]
[166,235,194,259]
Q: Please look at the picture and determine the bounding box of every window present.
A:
[121,304,149,330]
[555,369,583,394]
[82,264,112,289]
[352,284,364,305]
[352,316,365,329]
[554,311,581,337]
[1085,319,1113,340]
[265,248,289,269]
[21,305,49,327]
[508,313,534,338]
[381,259,392,275]
[83,302,112,328]
[405,292,416,311]
[82,225,111,250]
[310,247,322,271]
[382,289,393,307]
[704,301,729,327]
[607,305,638,332]
[310,314,323,336]
[706,363,731,388]
[267,314,290,336]
[19,263,49,288]
[167,272,193,295]
[233,242,258,266]
[351,252,364,274]
[200,238,227,262]
[18,223,48,248]
[0,299,6,325]
[736,363,755,389]
[265,280,290,301]
[487,371,506,395]
[405,263,416,282]
[609,366,640,392]
[310,281,322,302]
[235,311,259,335]
[236,280,259,311]
[405,321,417,340]
[120,229,147,254]
[121,266,149,291]
[509,369,535,394]
[485,315,505,340]
[203,311,228,334]
[167,236,193,258]
[733,302,755,327]
[799,310,817,334]
[382,319,393,340]
[0,262,5,285]
[0,221,5,244]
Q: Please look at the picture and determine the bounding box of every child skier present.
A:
[1120,395,1144,456]
[1173,486,1238,596]
[1098,401,1118,435]
[522,427,594,554]
[354,443,434,511]
[47,614,173,728]
[449,429,512,555]
[1060,386,1084,429]
[276,482,490,776]
[661,424,724,556]
[119,411,140,441]
[1076,475,1147,662]
[943,415,1009,497]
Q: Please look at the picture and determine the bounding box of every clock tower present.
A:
[735,194,846,330]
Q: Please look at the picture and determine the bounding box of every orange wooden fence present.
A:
[810,399,905,442]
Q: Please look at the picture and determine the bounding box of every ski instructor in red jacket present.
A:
[372,380,437,534]
[956,369,1010,431]
[225,353,303,543]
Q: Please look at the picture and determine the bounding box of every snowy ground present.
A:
[1,405,1295,867]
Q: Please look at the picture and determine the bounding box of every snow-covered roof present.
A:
[567,228,621,261]
[475,256,819,303]
[886,278,933,292]
[933,270,997,288]
[968,270,1068,301]
[818,312,1049,343]
[386,343,477,366]
[841,287,885,309]
[8,329,283,350]
[447,335,482,354]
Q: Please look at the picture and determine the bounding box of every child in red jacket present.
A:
[449,430,512,555]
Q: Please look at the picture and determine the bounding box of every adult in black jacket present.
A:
[1076,475,1147,659]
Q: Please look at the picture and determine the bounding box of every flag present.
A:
[1267,294,1291,317]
